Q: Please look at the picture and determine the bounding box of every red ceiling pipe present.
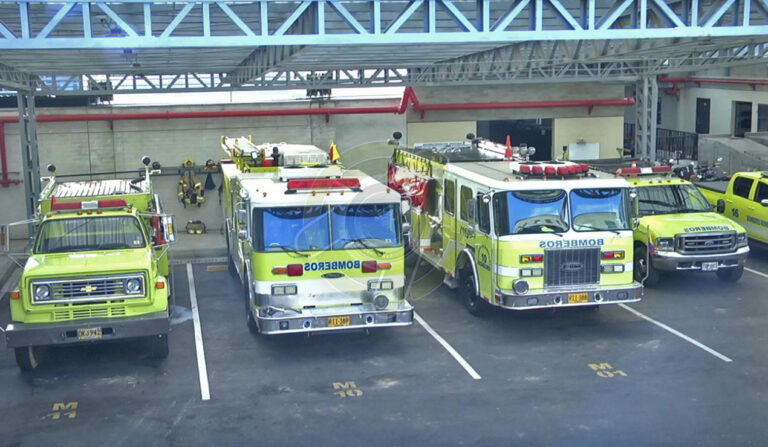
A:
[411,97,635,112]
[658,75,768,90]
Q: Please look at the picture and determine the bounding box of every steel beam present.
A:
[17,92,40,224]
[0,1,765,50]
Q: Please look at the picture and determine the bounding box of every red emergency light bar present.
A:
[50,196,128,211]
[518,163,589,177]
[616,166,673,176]
[286,178,361,190]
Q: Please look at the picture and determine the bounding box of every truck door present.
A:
[442,178,457,273]
[728,175,755,230]
[474,192,494,301]
[748,180,768,242]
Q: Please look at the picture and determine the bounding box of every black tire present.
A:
[634,246,660,287]
[14,346,42,371]
[460,269,490,316]
[148,333,169,359]
[716,265,744,282]
[244,272,260,334]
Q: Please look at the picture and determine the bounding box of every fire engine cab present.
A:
[389,134,642,315]
[220,136,413,334]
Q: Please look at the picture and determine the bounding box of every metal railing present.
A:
[624,124,698,161]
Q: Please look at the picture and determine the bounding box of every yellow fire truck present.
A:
[388,134,642,315]
[2,158,175,370]
[220,136,413,334]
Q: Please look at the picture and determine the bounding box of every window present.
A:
[754,182,768,203]
[459,185,473,221]
[34,216,146,254]
[331,204,401,249]
[637,185,712,216]
[477,194,491,233]
[493,190,568,236]
[254,206,330,252]
[570,188,631,231]
[444,180,455,215]
[732,176,754,199]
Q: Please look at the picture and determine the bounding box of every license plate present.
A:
[568,292,589,304]
[328,316,351,327]
[702,262,719,272]
[77,327,102,340]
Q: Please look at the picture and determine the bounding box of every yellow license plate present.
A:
[77,327,102,340]
[328,316,351,327]
[568,293,589,304]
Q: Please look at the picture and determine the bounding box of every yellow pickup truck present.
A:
[698,172,768,244]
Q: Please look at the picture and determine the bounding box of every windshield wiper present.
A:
[337,238,384,256]
[272,245,309,258]
[576,224,621,235]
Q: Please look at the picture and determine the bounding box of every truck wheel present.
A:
[460,269,490,316]
[244,273,260,334]
[716,265,744,282]
[14,346,42,371]
[634,247,660,287]
[148,333,169,359]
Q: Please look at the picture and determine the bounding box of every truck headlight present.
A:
[124,278,143,294]
[737,233,748,247]
[655,237,674,252]
[33,284,51,301]
[513,279,529,295]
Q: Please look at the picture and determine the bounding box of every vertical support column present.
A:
[18,92,40,223]
[634,76,658,162]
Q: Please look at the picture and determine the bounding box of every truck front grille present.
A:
[30,273,146,305]
[544,248,600,287]
[53,306,127,321]
[675,232,735,254]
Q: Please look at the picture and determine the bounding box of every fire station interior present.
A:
[2,2,768,446]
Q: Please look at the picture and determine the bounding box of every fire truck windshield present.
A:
[494,190,569,235]
[570,188,631,232]
[331,204,401,249]
[257,206,331,252]
[34,216,147,253]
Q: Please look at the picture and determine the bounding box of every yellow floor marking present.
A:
[206,264,229,272]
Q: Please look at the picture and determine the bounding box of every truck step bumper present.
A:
[499,283,642,310]
[256,302,414,335]
[651,246,749,272]
[4,311,170,349]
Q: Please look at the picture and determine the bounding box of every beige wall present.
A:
[406,121,476,146]
[677,86,768,135]
[553,116,625,160]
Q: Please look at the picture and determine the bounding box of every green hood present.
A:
[641,212,745,238]
[23,248,153,279]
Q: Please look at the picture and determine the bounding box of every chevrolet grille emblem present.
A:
[80,285,97,293]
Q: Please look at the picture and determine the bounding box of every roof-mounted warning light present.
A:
[50,196,128,212]
[515,162,589,176]
[616,165,672,176]
[286,178,362,194]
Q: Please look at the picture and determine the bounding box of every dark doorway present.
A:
[758,104,768,132]
[695,98,710,134]
[734,101,752,137]
[476,119,552,161]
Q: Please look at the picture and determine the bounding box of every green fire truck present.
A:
[2,157,175,370]
[220,136,413,334]
[388,135,642,315]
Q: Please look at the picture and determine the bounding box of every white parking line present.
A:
[414,312,482,380]
[619,304,733,363]
[186,263,212,400]
[745,267,768,280]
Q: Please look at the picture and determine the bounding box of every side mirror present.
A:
[402,222,412,237]
[238,230,249,241]
[0,224,8,252]
[236,208,247,225]
[716,199,726,214]
[466,198,476,224]
[163,215,176,244]
[761,199,768,207]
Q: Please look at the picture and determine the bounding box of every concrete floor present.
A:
[2,247,768,446]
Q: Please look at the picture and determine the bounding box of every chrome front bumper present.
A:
[651,246,749,272]
[4,311,170,348]
[499,282,642,310]
[255,302,414,335]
